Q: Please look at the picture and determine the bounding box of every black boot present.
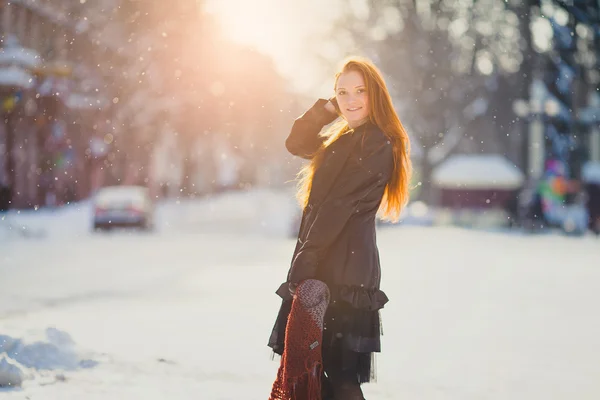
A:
[321,372,334,400]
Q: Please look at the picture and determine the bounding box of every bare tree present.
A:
[313,0,531,202]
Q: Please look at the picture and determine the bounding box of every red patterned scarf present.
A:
[269,279,330,400]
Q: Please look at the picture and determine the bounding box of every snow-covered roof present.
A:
[582,161,600,184]
[0,47,41,69]
[0,66,35,89]
[432,154,525,189]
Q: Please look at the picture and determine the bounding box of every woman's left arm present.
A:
[287,133,394,285]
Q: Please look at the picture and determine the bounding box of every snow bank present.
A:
[0,201,92,241]
[0,355,26,387]
[0,45,41,69]
[0,66,35,89]
[582,162,600,184]
[0,187,298,241]
[432,154,525,189]
[156,187,298,236]
[0,328,97,388]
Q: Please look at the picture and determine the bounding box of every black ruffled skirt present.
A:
[268,282,388,384]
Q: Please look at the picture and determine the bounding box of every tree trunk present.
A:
[516,0,535,173]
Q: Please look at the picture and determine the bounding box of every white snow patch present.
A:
[432,154,525,189]
[0,355,26,388]
[0,201,92,241]
[582,162,600,184]
[0,66,35,89]
[0,329,97,389]
[0,329,96,371]
[0,46,41,69]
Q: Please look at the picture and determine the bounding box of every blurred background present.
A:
[0,0,599,234]
[1,0,600,399]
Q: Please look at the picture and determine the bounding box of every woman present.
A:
[268,57,412,400]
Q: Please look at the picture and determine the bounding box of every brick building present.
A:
[0,0,125,208]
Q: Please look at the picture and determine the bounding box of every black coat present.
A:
[276,98,393,319]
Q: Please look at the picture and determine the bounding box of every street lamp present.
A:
[512,99,529,117]
[544,98,561,117]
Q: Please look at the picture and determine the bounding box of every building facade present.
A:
[0,0,123,208]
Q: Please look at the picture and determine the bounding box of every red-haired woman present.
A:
[268,57,412,400]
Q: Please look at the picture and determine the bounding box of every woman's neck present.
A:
[348,117,370,129]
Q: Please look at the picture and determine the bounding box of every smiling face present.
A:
[335,69,370,127]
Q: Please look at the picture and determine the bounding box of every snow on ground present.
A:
[0,187,298,241]
[2,188,600,399]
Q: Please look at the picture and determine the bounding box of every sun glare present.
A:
[205,0,283,49]
[204,0,341,93]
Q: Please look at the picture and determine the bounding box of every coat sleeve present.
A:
[287,133,394,284]
[285,99,339,159]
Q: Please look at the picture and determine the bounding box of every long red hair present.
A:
[296,56,412,222]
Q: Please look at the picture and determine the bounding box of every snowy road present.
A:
[2,196,600,399]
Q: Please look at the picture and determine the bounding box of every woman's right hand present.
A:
[288,282,298,296]
[324,97,338,115]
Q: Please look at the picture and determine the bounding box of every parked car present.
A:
[92,185,154,231]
